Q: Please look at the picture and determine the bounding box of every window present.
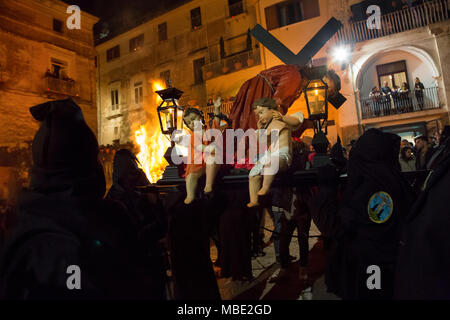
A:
[114,127,119,135]
[106,45,120,62]
[111,89,119,110]
[160,70,171,84]
[50,58,68,79]
[134,82,143,104]
[191,7,202,30]
[228,0,244,17]
[158,22,167,42]
[376,60,408,89]
[53,19,63,33]
[129,34,144,52]
[265,0,320,31]
[193,58,205,84]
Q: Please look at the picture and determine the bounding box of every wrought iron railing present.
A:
[360,86,440,119]
[45,76,79,97]
[203,48,261,81]
[202,101,234,122]
[330,0,449,46]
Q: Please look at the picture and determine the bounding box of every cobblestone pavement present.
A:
[212,211,341,300]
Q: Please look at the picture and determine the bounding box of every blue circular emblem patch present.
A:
[368,191,394,224]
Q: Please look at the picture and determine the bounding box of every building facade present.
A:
[96,0,450,146]
[0,0,99,147]
[95,0,262,145]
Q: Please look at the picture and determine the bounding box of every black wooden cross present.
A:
[250,17,347,108]
[250,17,343,66]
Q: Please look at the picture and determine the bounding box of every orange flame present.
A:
[135,125,170,184]
[132,79,171,184]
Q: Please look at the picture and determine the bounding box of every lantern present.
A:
[304,66,328,133]
[156,86,184,135]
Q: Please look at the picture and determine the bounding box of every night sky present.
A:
[67,0,189,42]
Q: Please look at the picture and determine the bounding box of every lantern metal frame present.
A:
[156,87,185,136]
[304,65,329,134]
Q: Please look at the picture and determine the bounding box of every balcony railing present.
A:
[360,87,441,120]
[203,48,261,81]
[330,0,449,46]
[201,101,234,122]
[45,76,79,97]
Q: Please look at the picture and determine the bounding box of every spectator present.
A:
[399,146,416,172]
[369,86,382,116]
[414,77,425,110]
[400,139,410,149]
[398,82,412,112]
[414,135,435,170]
[380,81,393,115]
[395,125,450,299]
[391,85,400,111]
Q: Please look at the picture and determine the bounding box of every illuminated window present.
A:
[129,34,144,52]
[111,89,119,110]
[134,82,143,104]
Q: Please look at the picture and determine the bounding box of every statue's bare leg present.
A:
[185,168,206,204]
[248,175,262,207]
[204,163,221,193]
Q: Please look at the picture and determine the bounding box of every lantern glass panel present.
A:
[306,80,327,116]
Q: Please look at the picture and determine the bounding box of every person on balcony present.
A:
[380,81,393,115]
[369,86,382,117]
[391,85,401,112]
[414,77,425,110]
[398,82,412,112]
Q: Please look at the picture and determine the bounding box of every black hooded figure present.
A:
[312,128,414,299]
[0,99,153,299]
[395,127,450,299]
[106,149,168,299]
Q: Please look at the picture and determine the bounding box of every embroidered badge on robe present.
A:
[368,191,394,224]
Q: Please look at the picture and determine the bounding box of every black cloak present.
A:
[395,136,450,299]
[0,99,152,299]
[312,129,415,299]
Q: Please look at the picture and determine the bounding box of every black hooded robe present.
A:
[0,99,154,299]
[395,138,450,299]
[312,129,415,299]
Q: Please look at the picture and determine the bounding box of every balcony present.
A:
[201,101,234,122]
[203,48,261,81]
[45,76,80,97]
[360,87,441,120]
[104,103,125,120]
[330,0,449,46]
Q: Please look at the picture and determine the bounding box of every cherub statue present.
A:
[182,97,227,204]
[247,97,293,207]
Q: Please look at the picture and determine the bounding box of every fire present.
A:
[135,125,170,184]
[131,79,169,184]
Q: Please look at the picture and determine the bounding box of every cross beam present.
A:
[250,17,343,66]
